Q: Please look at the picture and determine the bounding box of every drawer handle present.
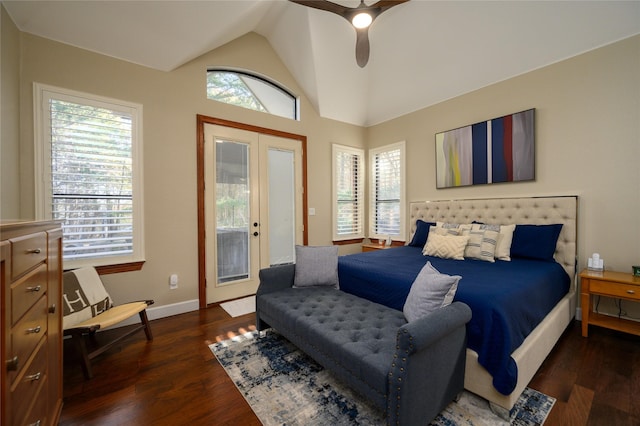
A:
[26,248,42,254]
[627,290,636,295]
[25,372,42,381]
[6,356,19,371]
[26,326,42,334]
[27,285,42,293]
[28,421,41,426]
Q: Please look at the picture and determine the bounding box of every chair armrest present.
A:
[119,299,154,306]
[388,302,472,426]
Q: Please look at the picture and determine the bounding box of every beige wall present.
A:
[1,4,21,220]
[368,35,640,277]
[3,7,639,317]
[13,30,365,308]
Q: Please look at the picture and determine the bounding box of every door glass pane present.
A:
[216,139,250,284]
[268,149,295,266]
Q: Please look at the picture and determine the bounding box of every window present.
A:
[332,144,364,241]
[369,141,405,241]
[34,83,144,269]
[206,69,299,120]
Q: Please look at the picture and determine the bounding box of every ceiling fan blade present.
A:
[289,0,349,19]
[355,27,370,68]
[370,0,410,14]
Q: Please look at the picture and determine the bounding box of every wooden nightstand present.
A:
[580,269,640,337]
[362,243,390,252]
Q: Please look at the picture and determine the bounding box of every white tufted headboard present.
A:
[409,196,578,281]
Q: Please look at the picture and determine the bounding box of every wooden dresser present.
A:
[1,221,63,426]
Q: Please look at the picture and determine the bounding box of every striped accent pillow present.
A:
[472,223,515,261]
[464,229,499,262]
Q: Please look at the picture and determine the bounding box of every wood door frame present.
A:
[196,115,308,309]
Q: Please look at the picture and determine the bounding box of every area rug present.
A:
[210,330,555,426]
[220,295,256,317]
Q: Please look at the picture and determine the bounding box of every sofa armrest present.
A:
[398,301,472,353]
[387,302,472,426]
[256,264,295,331]
[257,264,295,295]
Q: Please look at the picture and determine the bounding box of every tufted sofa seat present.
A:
[256,263,472,426]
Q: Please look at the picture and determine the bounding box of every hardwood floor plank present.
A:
[60,309,640,426]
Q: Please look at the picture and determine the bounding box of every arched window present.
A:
[206,69,298,120]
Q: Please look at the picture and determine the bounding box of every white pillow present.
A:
[464,229,499,262]
[293,245,339,288]
[403,262,462,322]
[422,232,469,260]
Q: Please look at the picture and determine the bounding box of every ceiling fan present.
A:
[289,0,409,68]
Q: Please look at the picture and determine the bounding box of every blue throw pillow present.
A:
[408,220,436,247]
[511,224,563,261]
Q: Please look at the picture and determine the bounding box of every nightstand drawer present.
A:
[590,279,640,301]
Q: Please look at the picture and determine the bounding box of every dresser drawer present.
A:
[12,338,48,426]
[11,232,47,280]
[11,264,48,325]
[12,297,48,379]
[590,279,640,301]
[17,395,48,426]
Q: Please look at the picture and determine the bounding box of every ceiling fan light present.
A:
[352,12,372,29]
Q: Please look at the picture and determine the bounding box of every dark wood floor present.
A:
[59,306,640,425]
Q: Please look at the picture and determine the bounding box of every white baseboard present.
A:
[105,299,200,329]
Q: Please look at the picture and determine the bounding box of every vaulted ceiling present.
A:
[4,1,640,126]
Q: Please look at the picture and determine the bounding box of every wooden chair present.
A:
[62,267,154,379]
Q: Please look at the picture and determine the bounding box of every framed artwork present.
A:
[435,108,535,189]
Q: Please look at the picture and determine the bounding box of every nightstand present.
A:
[362,243,390,252]
[580,269,640,337]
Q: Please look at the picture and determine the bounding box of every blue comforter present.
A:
[338,246,570,395]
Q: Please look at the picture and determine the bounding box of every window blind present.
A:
[49,98,134,260]
[334,148,363,237]
[373,148,401,235]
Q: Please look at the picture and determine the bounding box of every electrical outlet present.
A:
[169,274,178,289]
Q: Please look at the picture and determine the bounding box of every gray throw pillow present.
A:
[293,245,339,288]
[403,261,461,322]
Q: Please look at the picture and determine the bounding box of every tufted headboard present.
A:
[409,196,578,281]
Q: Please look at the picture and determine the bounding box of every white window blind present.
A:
[35,84,144,268]
[332,145,364,240]
[370,142,405,239]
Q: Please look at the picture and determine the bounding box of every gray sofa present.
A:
[256,264,472,426]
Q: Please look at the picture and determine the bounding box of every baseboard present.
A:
[105,299,200,329]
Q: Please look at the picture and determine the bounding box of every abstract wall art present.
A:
[435,109,535,189]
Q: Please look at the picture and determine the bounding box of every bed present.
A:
[338,196,578,413]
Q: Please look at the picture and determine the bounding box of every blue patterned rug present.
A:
[210,330,555,425]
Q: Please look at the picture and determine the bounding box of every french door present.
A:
[203,123,303,304]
